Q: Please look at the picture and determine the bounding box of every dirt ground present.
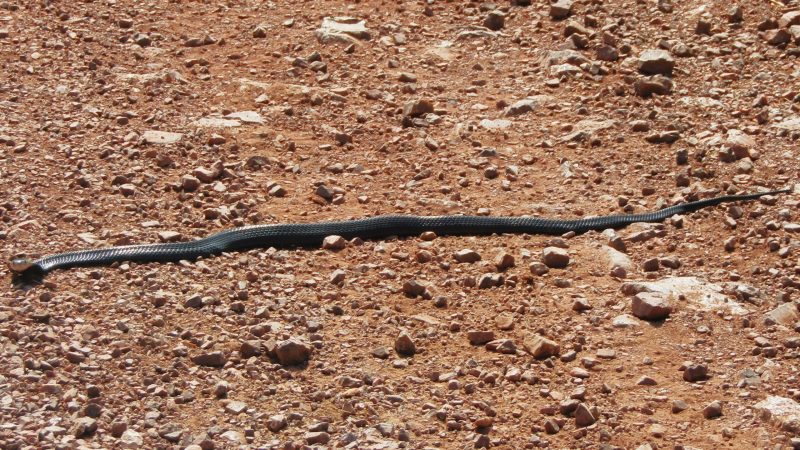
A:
[2,0,800,449]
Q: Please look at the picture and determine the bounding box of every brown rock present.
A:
[631,292,673,320]
[542,247,570,268]
[395,331,416,356]
[523,334,560,359]
[274,339,311,366]
[192,351,227,367]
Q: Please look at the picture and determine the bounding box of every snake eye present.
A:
[8,258,34,273]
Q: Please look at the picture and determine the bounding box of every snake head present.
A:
[8,257,34,274]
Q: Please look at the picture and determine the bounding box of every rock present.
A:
[192,351,227,367]
[268,414,287,432]
[622,276,749,315]
[494,252,515,270]
[322,235,346,250]
[574,403,597,427]
[779,10,800,28]
[504,96,551,117]
[764,29,791,45]
[306,431,331,445]
[523,334,560,359]
[120,430,143,449]
[195,117,241,128]
[790,25,800,44]
[483,11,505,31]
[142,130,183,144]
[402,279,428,298]
[181,175,201,192]
[702,400,723,419]
[724,129,755,159]
[225,401,248,415]
[634,75,673,97]
[275,339,312,366]
[542,247,570,268]
[454,249,481,263]
[467,330,495,345]
[672,400,689,414]
[455,26,499,41]
[479,119,512,130]
[755,396,800,433]
[550,0,573,20]
[764,303,798,326]
[241,340,262,358]
[683,363,708,382]
[253,24,268,38]
[157,231,182,243]
[402,99,434,118]
[315,17,371,44]
[596,45,619,62]
[486,338,517,354]
[545,50,588,67]
[637,376,657,386]
[225,110,264,124]
[602,246,632,274]
[638,49,675,75]
[632,292,673,320]
[395,331,416,356]
[71,417,97,438]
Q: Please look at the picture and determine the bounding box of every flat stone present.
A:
[479,119,512,130]
[193,117,241,128]
[192,351,227,367]
[622,276,749,315]
[142,130,183,144]
[225,110,263,124]
[402,99,434,118]
[774,117,800,131]
[612,314,643,328]
[467,330,495,345]
[779,10,800,28]
[315,17,371,44]
[454,249,481,263]
[755,396,800,433]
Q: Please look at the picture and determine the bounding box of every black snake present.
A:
[9,188,791,279]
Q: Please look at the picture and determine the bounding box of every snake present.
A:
[8,188,791,279]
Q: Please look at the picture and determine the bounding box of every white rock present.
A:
[479,119,512,130]
[755,396,800,433]
[622,276,749,315]
[142,130,183,144]
[601,246,632,271]
[612,314,643,328]
[225,111,264,124]
[774,117,800,131]
[193,117,242,128]
[315,17,371,44]
[120,430,143,449]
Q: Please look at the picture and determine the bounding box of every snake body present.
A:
[10,189,790,277]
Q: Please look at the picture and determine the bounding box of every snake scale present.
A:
[9,188,791,278]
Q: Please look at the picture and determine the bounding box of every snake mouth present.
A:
[8,258,35,274]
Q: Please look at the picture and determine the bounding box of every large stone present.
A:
[724,129,755,159]
[523,334,560,359]
[402,99,434,118]
[550,0,573,20]
[574,403,597,427]
[755,396,800,433]
[622,276,748,315]
[763,303,798,326]
[275,339,312,366]
[315,17,371,44]
[779,10,800,28]
[545,49,589,67]
[120,430,143,449]
[634,75,673,97]
[395,331,416,356]
[638,49,675,75]
[467,330,495,345]
[631,292,673,320]
[542,247,570,268]
[192,351,227,367]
